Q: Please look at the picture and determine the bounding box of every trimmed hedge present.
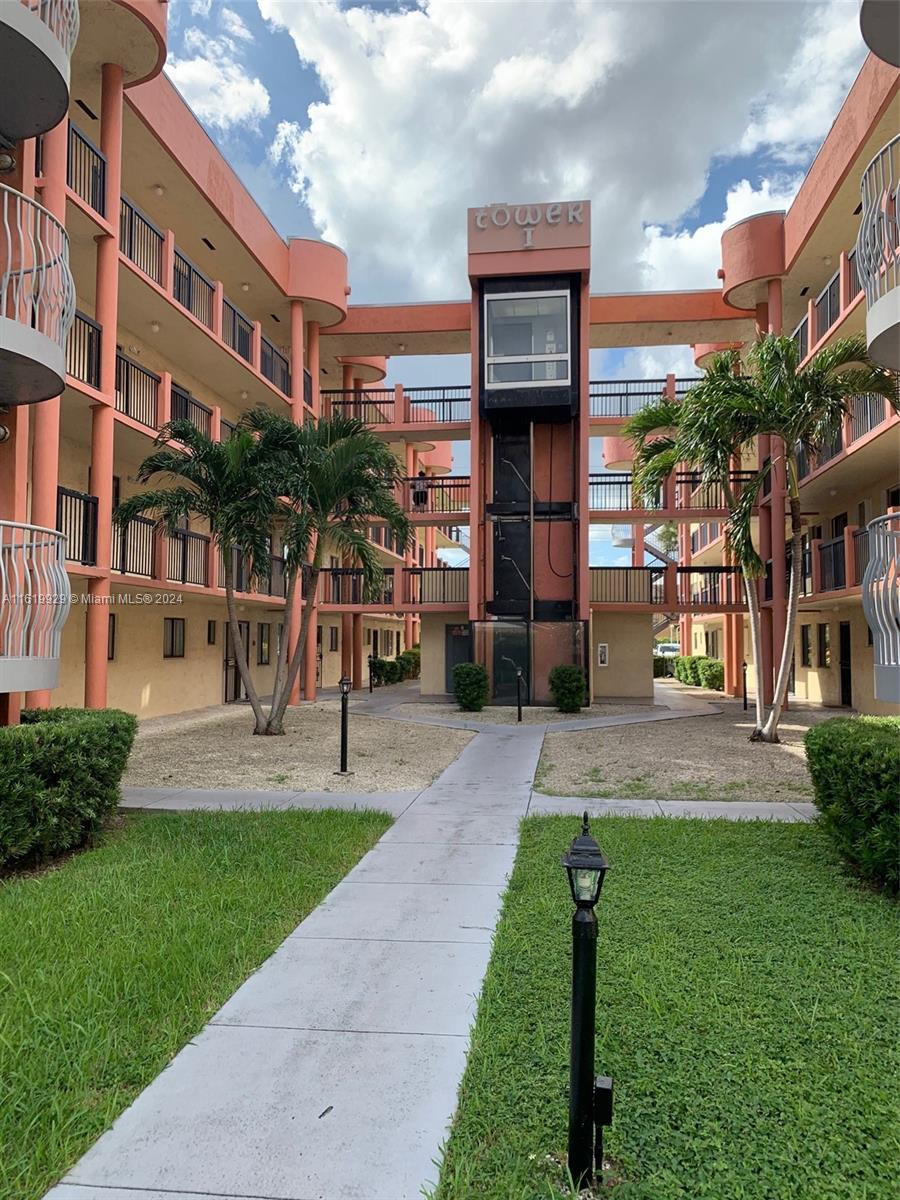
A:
[1,708,137,869]
[548,664,587,713]
[453,662,489,712]
[697,658,725,691]
[805,717,900,894]
[653,656,673,678]
[398,648,421,680]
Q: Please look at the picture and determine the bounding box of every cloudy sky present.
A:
[164,0,867,563]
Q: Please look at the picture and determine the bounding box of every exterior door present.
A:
[839,621,852,707]
[445,622,472,693]
[224,620,250,702]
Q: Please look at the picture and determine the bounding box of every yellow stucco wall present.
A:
[590,613,653,699]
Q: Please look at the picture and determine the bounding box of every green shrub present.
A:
[805,717,900,893]
[1,708,137,868]
[697,658,725,691]
[673,655,689,683]
[368,655,387,686]
[653,656,672,678]
[381,659,402,685]
[397,648,421,680]
[548,664,586,713]
[687,655,709,686]
[453,662,489,712]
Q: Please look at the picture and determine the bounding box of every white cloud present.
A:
[189,0,212,15]
[257,0,863,303]
[220,7,254,43]
[167,25,269,132]
[640,175,804,292]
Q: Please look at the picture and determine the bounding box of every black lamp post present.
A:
[516,667,524,723]
[337,675,352,775]
[742,660,748,711]
[562,812,612,1189]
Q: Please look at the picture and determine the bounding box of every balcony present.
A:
[112,515,155,578]
[818,536,846,592]
[66,310,101,389]
[323,386,471,427]
[862,514,900,702]
[403,475,471,516]
[0,0,79,141]
[857,135,899,370]
[587,470,754,515]
[223,298,253,363]
[171,383,212,437]
[173,250,214,329]
[261,336,291,396]
[56,486,98,566]
[120,197,163,284]
[116,353,159,428]
[0,520,71,693]
[167,529,209,586]
[590,567,665,605]
[1,183,75,404]
[677,566,744,609]
[67,124,105,217]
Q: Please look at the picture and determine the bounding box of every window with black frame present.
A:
[484,291,570,388]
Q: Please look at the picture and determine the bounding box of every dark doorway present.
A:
[445,622,472,693]
[372,629,379,658]
[224,620,250,702]
[839,621,852,707]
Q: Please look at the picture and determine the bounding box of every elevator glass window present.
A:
[485,291,570,387]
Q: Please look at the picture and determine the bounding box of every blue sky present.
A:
[164,0,868,563]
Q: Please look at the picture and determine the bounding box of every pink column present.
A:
[342,363,353,390]
[29,117,67,533]
[843,525,858,588]
[766,278,783,336]
[632,523,645,567]
[288,300,305,705]
[84,63,124,710]
[341,613,353,678]
[307,321,320,418]
[352,612,363,689]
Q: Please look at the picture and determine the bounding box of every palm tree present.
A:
[243,409,410,735]
[629,334,896,743]
[113,419,286,734]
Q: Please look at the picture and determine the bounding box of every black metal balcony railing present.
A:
[405,387,471,423]
[115,353,159,428]
[677,566,743,607]
[589,379,665,418]
[173,250,214,328]
[113,514,155,577]
[66,311,101,388]
[795,442,810,479]
[171,384,212,437]
[220,418,238,440]
[853,528,869,585]
[407,566,469,605]
[325,567,395,607]
[261,336,291,395]
[266,555,286,598]
[303,367,313,408]
[676,470,756,509]
[404,476,471,514]
[325,388,396,424]
[168,529,209,586]
[223,299,253,363]
[763,559,773,602]
[120,196,163,284]
[590,567,666,604]
[847,248,861,302]
[819,536,846,592]
[67,125,105,216]
[849,393,886,442]
[56,486,98,566]
[791,315,809,362]
[785,543,813,598]
[814,268,841,341]
[816,429,843,466]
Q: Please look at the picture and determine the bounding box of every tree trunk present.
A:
[265,551,322,735]
[223,556,268,734]
[760,468,803,743]
[743,569,766,735]
[266,567,297,728]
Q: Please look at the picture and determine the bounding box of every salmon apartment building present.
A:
[0,0,898,722]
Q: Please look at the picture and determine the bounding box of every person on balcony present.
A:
[411,471,429,512]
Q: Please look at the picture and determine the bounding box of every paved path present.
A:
[48,726,544,1200]
[50,689,815,1200]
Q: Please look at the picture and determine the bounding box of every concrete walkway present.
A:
[47,726,544,1200]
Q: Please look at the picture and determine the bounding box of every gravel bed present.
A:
[392,702,660,725]
[536,690,837,802]
[125,703,473,792]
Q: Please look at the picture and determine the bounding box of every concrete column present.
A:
[29,117,68,532]
[723,616,736,695]
[307,320,320,418]
[844,525,859,588]
[342,363,353,390]
[287,300,306,706]
[755,302,768,341]
[352,612,363,689]
[84,63,124,711]
[766,278,783,336]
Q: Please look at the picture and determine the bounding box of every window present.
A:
[704,630,720,659]
[817,622,831,667]
[484,290,570,388]
[366,628,372,646]
[887,485,900,509]
[396,630,401,656]
[163,617,185,658]
[831,513,848,539]
[329,626,339,652]
[207,620,216,645]
[800,624,811,668]
[107,613,116,661]
[257,622,271,666]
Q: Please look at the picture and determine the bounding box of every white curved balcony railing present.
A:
[0,521,71,693]
[861,513,900,704]
[856,135,899,370]
[21,0,80,56]
[0,183,75,404]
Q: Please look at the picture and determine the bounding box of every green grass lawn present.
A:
[436,817,899,1200]
[0,809,390,1200]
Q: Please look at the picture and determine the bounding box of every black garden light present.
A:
[337,675,352,774]
[562,812,613,1189]
[516,666,524,723]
